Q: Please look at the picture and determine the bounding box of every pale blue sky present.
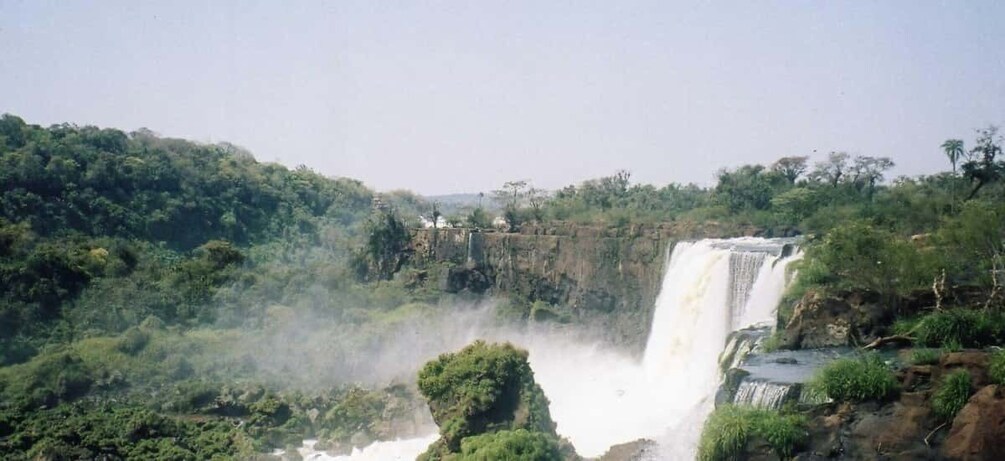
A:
[1,1,1003,194]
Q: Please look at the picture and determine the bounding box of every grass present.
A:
[810,353,898,402]
[990,350,1005,385]
[698,406,807,461]
[909,348,942,366]
[932,370,973,421]
[760,330,785,353]
[911,309,1005,349]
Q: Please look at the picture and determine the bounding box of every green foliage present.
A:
[812,354,898,402]
[467,207,493,228]
[715,165,786,212]
[0,120,373,249]
[356,210,412,281]
[913,309,1005,349]
[960,125,1004,200]
[793,220,935,296]
[909,348,942,366]
[0,401,250,460]
[456,429,562,461]
[989,350,1005,385]
[934,200,1005,289]
[417,341,556,458]
[932,370,973,421]
[698,406,807,461]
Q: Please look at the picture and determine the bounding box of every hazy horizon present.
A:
[2,1,1003,195]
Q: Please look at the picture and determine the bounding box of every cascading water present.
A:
[530,237,799,459]
[298,237,798,460]
[731,380,801,410]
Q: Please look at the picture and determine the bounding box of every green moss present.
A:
[932,370,973,421]
[416,341,557,459]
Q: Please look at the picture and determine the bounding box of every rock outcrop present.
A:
[782,291,893,349]
[788,351,1001,460]
[415,341,575,460]
[943,385,1005,461]
[411,223,736,350]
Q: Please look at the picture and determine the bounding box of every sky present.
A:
[1,1,1003,195]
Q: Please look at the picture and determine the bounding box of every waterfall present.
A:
[525,237,799,459]
[300,237,798,460]
[732,379,801,410]
[293,435,440,461]
[628,238,796,459]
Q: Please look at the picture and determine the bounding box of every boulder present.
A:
[940,352,991,388]
[943,385,1005,461]
[782,291,891,349]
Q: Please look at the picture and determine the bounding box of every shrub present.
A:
[457,429,562,461]
[698,406,807,461]
[416,341,556,459]
[793,221,935,297]
[909,348,942,365]
[932,370,973,421]
[913,309,1005,349]
[116,327,151,355]
[989,350,1005,385]
[755,412,807,459]
[812,354,898,402]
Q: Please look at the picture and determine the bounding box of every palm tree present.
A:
[941,139,965,174]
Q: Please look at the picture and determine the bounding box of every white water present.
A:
[295,435,440,461]
[532,238,798,458]
[732,380,798,410]
[301,237,797,460]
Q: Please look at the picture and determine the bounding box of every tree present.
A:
[359,210,411,280]
[962,126,1004,200]
[770,187,819,224]
[526,188,547,222]
[714,165,780,212]
[466,207,492,228]
[849,156,895,197]
[772,156,809,184]
[809,152,851,188]
[493,181,529,232]
[941,139,965,174]
[493,181,528,209]
[431,201,441,229]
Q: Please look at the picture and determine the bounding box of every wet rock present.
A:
[940,352,991,388]
[943,385,1005,461]
[597,439,657,461]
[714,368,750,407]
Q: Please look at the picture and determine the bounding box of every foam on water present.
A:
[300,237,798,460]
[530,238,798,458]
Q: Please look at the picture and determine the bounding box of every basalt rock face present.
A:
[411,223,736,350]
[788,351,1001,460]
[782,291,892,349]
[943,385,1005,461]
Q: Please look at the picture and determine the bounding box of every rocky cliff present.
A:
[409,222,738,351]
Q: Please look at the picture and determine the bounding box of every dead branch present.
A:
[924,421,949,447]
[862,334,915,350]
[933,269,946,311]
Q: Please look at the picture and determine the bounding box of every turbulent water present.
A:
[296,436,440,461]
[307,237,798,460]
